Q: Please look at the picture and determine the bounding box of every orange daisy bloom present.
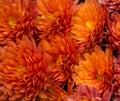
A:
[35,0,80,39]
[0,0,38,45]
[40,35,79,88]
[0,36,49,100]
[70,0,108,52]
[72,46,114,94]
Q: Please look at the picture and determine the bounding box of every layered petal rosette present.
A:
[72,46,114,94]
[108,13,120,51]
[40,35,79,89]
[71,0,108,52]
[0,0,38,45]
[0,36,49,100]
[36,0,80,39]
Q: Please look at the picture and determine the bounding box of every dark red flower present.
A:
[98,0,120,13]
[108,13,120,51]
[113,55,120,101]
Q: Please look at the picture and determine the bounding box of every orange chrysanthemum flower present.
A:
[72,46,114,94]
[0,36,49,100]
[35,0,79,39]
[0,0,38,45]
[70,0,108,52]
[40,86,68,101]
[108,13,120,51]
[40,35,79,88]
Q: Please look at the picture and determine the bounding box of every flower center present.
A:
[85,21,95,31]
[16,65,28,78]
[8,17,17,28]
[96,74,104,81]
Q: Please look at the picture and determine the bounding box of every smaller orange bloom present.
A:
[72,46,114,94]
[71,0,108,52]
[36,0,80,39]
[0,0,38,45]
[40,35,79,88]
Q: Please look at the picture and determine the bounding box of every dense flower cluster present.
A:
[0,0,120,101]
